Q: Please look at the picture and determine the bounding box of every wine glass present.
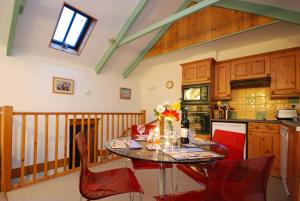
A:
[188,128,196,142]
[137,125,146,137]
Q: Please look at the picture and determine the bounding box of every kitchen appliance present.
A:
[230,77,271,89]
[280,125,290,195]
[276,109,297,120]
[182,84,210,105]
[183,105,210,134]
[211,121,247,159]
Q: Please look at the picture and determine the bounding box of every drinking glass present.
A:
[137,125,145,136]
[189,128,196,141]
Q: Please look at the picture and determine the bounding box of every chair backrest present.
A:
[131,124,157,138]
[213,129,245,160]
[75,132,90,176]
[203,155,274,201]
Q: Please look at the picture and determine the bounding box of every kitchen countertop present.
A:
[281,120,300,131]
[210,118,281,124]
[211,118,300,131]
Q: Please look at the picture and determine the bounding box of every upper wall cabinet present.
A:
[271,49,300,98]
[181,58,215,85]
[213,62,231,100]
[231,55,270,80]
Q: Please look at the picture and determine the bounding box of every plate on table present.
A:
[126,140,143,149]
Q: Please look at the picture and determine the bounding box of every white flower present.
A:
[156,104,166,113]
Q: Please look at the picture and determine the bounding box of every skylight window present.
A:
[50,3,97,55]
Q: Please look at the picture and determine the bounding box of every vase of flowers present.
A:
[154,101,180,135]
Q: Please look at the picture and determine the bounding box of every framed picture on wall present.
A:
[53,77,74,95]
[120,87,131,99]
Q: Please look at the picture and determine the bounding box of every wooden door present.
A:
[248,132,280,176]
[248,55,271,78]
[248,123,280,177]
[196,62,211,83]
[214,62,231,100]
[271,50,300,97]
[182,65,197,84]
[231,58,250,80]
[181,58,214,85]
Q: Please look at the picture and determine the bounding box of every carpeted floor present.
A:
[7,159,290,201]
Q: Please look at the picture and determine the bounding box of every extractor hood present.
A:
[230,77,271,89]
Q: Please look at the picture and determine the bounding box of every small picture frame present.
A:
[53,77,74,95]
[120,87,131,99]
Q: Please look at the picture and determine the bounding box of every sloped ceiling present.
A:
[0,0,300,76]
[0,0,182,68]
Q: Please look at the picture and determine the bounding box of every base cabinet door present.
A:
[248,123,280,177]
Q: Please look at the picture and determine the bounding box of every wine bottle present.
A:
[181,108,189,144]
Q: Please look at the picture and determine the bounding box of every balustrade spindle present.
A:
[33,115,38,179]
[44,115,49,177]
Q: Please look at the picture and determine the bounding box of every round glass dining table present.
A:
[105,136,227,195]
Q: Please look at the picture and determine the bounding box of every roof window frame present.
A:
[49,3,97,55]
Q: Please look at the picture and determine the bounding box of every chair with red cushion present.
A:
[176,129,245,186]
[76,132,143,200]
[156,155,275,201]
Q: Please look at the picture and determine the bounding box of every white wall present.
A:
[0,48,140,112]
[0,46,141,168]
[137,34,300,123]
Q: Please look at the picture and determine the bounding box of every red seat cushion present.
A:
[213,129,245,160]
[177,129,245,186]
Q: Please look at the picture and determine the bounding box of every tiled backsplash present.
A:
[217,87,300,120]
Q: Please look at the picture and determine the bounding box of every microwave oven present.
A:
[182,84,210,104]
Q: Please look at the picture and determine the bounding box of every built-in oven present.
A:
[182,84,210,105]
[183,105,210,134]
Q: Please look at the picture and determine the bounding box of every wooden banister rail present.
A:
[0,106,146,192]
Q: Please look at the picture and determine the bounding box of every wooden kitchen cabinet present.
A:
[181,58,215,85]
[248,123,280,177]
[231,55,270,80]
[271,49,300,98]
[213,62,231,100]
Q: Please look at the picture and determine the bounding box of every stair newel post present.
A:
[1,106,13,192]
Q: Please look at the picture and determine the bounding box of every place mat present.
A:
[190,138,216,146]
[162,147,221,160]
[111,140,142,149]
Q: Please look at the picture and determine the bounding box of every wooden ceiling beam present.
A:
[118,0,221,47]
[122,0,193,79]
[95,0,149,74]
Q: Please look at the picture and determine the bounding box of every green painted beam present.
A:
[214,0,300,25]
[119,0,221,47]
[122,0,193,79]
[95,0,148,74]
[6,0,22,56]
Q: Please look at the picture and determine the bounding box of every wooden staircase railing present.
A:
[0,106,146,192]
